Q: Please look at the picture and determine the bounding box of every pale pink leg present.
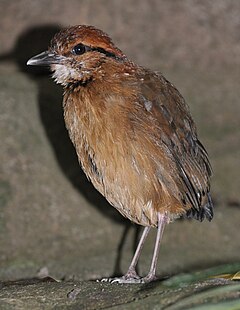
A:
[102,226,150,283]
[141,212,168,283]
[101,213,168,284]
[123,226,151,280]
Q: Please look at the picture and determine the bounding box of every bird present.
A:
[27,25,213,283]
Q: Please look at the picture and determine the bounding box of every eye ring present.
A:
[72,43,86,55]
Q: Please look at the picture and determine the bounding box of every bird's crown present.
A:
[50,25,125,60]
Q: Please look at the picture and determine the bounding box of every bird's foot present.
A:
[100,273,158,284]
[140,272,158,283]
[100,269,142,284]
[101,276,142,284]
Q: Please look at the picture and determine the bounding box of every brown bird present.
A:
[27,25,213,283]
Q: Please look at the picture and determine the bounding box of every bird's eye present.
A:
[72,43,86,55]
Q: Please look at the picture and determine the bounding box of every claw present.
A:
[100,278,111,283]
[140,274,158,283]
[99,271,142,284]
[99,276,142,284]
[111,277,143,284]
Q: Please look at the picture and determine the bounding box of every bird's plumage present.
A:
[43,25,213,226]
[27,25,213,282]
[62,63,213,226]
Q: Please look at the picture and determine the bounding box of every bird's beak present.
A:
[27,51,65,66]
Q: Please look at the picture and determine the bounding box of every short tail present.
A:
[185,193,213,222]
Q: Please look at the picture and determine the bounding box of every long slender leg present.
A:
[124,226,151,279]
[141,212,168,283]
[106,226,151,283]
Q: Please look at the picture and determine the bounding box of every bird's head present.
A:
[27,25,127,87]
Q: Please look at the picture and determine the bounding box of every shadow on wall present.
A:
[0,24,142,278]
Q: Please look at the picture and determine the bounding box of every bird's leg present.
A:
[102,226,150,283]
[123,226,151,280]
[141,212,168,283]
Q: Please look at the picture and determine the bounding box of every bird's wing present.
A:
[137,69,213,221]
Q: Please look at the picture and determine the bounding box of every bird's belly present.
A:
[75,137,184,227]
[81,152,159,226]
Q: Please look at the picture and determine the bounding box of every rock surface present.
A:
[1,265,240,309]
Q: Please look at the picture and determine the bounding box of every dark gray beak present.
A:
[27,51,65,66]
